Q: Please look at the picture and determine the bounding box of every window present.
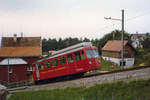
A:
[27,66,32,71]
[45,61,50,68]
[81,51,85,60]
[86,49,99,58]
[67,54,73,63]
[8,68,12,73]
[59,56,66,65]
[124,50,131,58]
[38,63,44,70]
[52,59,58,67]
[75,51,81,61]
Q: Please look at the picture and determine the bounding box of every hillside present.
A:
[9,78,150,100]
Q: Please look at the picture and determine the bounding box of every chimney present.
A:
[13,34,17,42]
[21,32,23,37]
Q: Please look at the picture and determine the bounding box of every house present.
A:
[102,40,135,66]
[131,33,146,48]
[0,34,42,86]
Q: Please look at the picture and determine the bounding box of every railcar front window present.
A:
[93,50,99,58]
[86,49,99,58]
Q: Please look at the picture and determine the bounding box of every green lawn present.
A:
[100,57,122,71]
[9,78,150,100]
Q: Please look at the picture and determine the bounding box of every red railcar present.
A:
[32,42,101,82]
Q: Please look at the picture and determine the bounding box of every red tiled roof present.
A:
[102,40,128,52]
[0,46,41,57]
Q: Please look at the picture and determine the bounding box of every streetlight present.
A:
[104,10,125,68]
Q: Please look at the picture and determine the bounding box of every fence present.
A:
[0,80,28,88]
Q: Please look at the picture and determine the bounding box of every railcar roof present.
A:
[34,46,96,64]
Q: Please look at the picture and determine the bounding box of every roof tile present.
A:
[102,40,128,52]
[0,46,41,57]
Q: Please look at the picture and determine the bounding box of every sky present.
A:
[0,0,150,39]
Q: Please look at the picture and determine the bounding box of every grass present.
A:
[100,57,122,71]
[9,78,150,100]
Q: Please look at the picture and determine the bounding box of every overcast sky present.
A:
[0,0,150,39]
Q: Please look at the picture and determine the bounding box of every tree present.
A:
[42,38,48,52]
[41,30,130,55]
[142,33,150,51]
[97,30,130,54]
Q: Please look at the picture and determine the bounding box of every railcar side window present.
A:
[45,61,50,68]
[67,54,73,63]
[59,56,66,65]
[75,51,81,61]
[81,51,85,60]
[52,59,58,67]
[38,63,44,70]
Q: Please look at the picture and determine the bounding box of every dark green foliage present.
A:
[135,48,150,66]
[9,79,150,100]
[142,33,150,51]
[42,30,131,55]
[42,37,82,52]
[143,53,150,66]
[97,30,130,54]
[135,33,150,66]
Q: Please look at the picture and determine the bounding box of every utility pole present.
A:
[104,9,125,68]
[121,10,124,68]
[8,58,10,87]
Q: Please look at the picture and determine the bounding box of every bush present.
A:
[143,53,150,66]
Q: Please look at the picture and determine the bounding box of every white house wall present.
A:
[102,56,134,66]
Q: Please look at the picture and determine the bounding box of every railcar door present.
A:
[74,51,85,73]
[35,64,40,80]
[67,53,76,75]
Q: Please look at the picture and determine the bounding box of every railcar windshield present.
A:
[86,49,99,58]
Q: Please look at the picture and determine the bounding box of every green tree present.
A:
[42,38,48,52]
[97,30,130,54]
[142,33,150,51]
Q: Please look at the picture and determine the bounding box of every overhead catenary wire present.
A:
[96,10,150,34]
[126,11,150,22]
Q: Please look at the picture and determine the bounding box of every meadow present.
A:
[9,78,150,100]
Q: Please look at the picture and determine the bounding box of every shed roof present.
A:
[1,37,41,47]
[0,58,27,65]
[102,40,128,52]
[0,46,41,57]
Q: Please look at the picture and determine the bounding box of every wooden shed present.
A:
[102,40,135,66]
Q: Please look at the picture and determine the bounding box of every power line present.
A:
[126,11,150,21]
[94,10,150,35]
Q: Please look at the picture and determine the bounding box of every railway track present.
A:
[9,66,150,93]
